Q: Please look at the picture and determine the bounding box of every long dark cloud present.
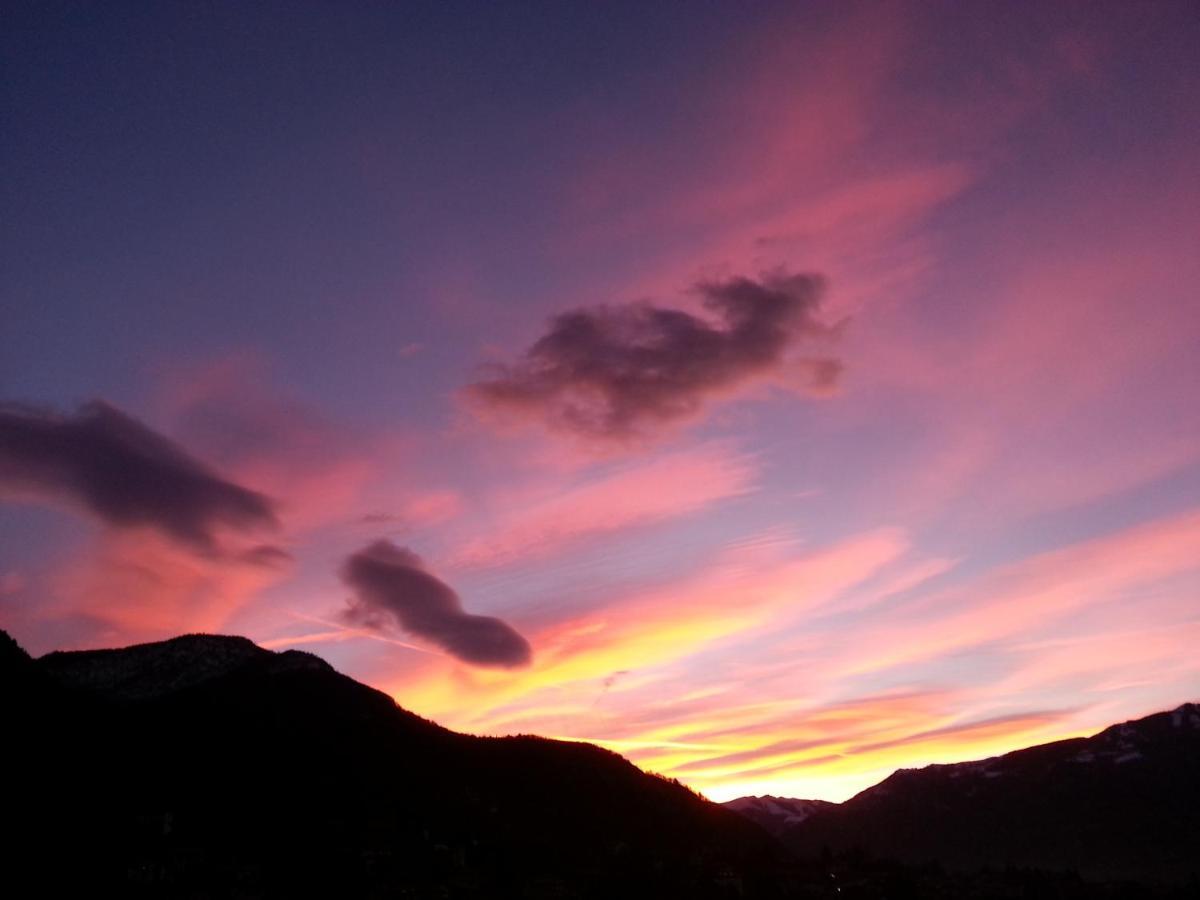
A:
[0,401,278,552]
[340,540,532,669]
[465,270,841,441]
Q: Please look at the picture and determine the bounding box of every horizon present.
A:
[3,1,1199,805]
[11,623,1196,806]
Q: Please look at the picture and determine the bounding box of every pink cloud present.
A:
[157,356,378,531]
[827,141,1200,532]
[155,355,472,538]
[46,528,289,645]
[834,508,1200,682]
[995,622,1200,700]
[450,443,758,568]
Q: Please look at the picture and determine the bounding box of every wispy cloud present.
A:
[358,508,1200,802]
[49,528,289,641]
[452,443,757,567]
[381,527,908,733]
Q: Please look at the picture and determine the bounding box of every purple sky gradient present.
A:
[3,0,1198,800]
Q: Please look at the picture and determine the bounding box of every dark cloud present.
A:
[465,270,841,441]
[0,401,278,552]
[340,540,532,669]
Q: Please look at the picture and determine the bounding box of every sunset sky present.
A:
[3,1,1199,802]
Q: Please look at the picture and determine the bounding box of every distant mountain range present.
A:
[724,703,1200,885]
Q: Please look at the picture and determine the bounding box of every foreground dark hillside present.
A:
[4,630,783,898]
[781,703,1200,887]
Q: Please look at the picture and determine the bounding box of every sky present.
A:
[2,0,1199,802]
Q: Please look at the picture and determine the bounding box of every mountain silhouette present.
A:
[5,630,783,898]
[726,705,1200,886]
[8,627,1198,897]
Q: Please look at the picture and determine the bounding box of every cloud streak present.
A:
[340,540,532,669]
[0,401,278,552]
[466,271,840,442]
[452,443,757,568]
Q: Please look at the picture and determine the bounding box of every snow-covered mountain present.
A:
[721,795,834,836]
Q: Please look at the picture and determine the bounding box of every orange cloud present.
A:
[303,508,1200,804]
[368,527,909,739]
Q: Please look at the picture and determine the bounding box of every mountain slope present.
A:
[784,704,1200,884]
[5,630,784,898]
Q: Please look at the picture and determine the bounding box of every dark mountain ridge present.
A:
[9,628,1198,897]
[37,632,332,699]
[727,703,1200,886]
[5,629,783,898]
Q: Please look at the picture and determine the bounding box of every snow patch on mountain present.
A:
[723,795,836,835]
[37,634,331,700]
